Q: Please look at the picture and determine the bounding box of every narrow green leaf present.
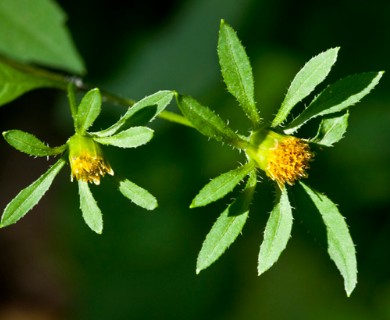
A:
[218,20,259,125]
[176,94,246,148]
[76,88,101,134]
[196,172,257,274]
[94,91,174,137]
[118,179,158,210]
[1,158,65,227]
[311,112,349,147]
[190,162,255,208]
[272,48,339,127]
[3,130,66,156]
[299,182,357,296]
[0,61,62,107]
[284,72,384,134]
[78,180,103,234]
[258,187,293,275]
[94,127,153,149]
[0,0,85,74]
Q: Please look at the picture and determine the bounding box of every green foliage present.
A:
[176,93,246,148]
[196,172,257,274]
[271,48,339,128]
[78,180,103,234]
[299,182,357,296]
[218,20,259,125]
[2,88,171,233]
[258,187,293,275]
[0,61,64,107]
[118,179,158,210]
[0,0,85,74]
[284,72,384,134]
[312,112,349,146]
[0,4,384,297]
[75,88,102,134]
[176,21,382,296]
[0,159,65,228]
[190,162,255,208]
[3,130,66,156]
[95,90,174,137]
[94,127,153,148]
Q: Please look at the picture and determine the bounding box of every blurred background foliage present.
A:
[0,0,390,319]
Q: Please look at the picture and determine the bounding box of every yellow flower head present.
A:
[68,134,114,185]
[246,129,313,188]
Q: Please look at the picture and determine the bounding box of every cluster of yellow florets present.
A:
[70,153,114,185]
[246,129,313,188]
[266,136,312,188]
[68,134,114,185]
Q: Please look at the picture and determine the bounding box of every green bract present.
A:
[1,88,174,233]
[176,19,383,296]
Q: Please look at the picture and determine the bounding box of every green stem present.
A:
[158,110,194,128]
[0,56,191,128]
[67,83,78,124]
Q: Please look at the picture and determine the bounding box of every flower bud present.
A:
[246,129,313,188]
[68,134,114,185]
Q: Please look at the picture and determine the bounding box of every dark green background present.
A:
[1,0,390,319]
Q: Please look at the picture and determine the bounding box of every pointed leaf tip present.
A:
[299,182,357,296]
[257,187,293,275]
[218,21,259,125]
[272,47,339,127]
[196,172,257,273]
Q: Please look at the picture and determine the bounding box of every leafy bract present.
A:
[311,112,349,147]
[94,127,153,149]
[0,0,85,74]
[196,172,257,274]
[258,187,293,275]
[284,72,384,134]
[95,91,174,137]
[272,48,339,127]
[218,20,259,125]
[176,94,245,148]
[0,61,62,107]
[76,88,101,134]
[190,162,255,208]
[299,182,357,296]
[78,180,103,234]
[118,179,158,210]
[3,130,66,156]
[0,158,65,228]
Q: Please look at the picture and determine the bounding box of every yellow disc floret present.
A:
[68,134,114,185]
[246,129,313,188]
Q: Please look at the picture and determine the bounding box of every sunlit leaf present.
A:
[311,112,349,147]
[0,0,85,74]
[94,127,153,149]
[196,172,257,274]
[190,162,255,208]
[76,88,101,134]
[272,48,339,127]
[284,72,384,134]
[0,158,65,227]
[95,90,174,137]
[176,94,246,148]
[258,187,293,275]
[218,20,259,125]
[118,179,158,210]
[299,182,357,296]
[0,61,62,107]
[78,180,103,234]
[3,129,66,156]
